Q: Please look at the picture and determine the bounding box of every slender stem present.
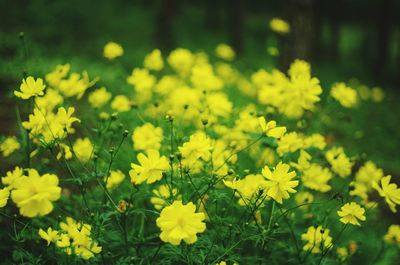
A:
[267,200,276,231]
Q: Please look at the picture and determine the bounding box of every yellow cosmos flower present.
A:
[224,174,266,206]
[326,147,353,178]
[179,132,212,165]
[215,43,236,61]
[262,162,298,204]
[372,175,400,213]
[301,226,333,254]
[14,76,46,99]
[0,136,20,157]
[144,49,164,71]
[156,200,206,245]
[105,170,125,190]
[302,164,333,193]
[111,95,131,112]
[0,187,10,208]
[330,83,358,108]
[88,87,112,108]
[129,149,169,185]
[73,138,93,163]
[258,116,286,139]
[337,202,366,226]
[132,123,163,151]
[35,88,64,112]
[270,18,290,34]
[151,185,179,210]
[11,169,61,217]
[288,59,311,79]
[277,132,303,156]
[103,41,124,60]
[167,48,195,77]
[38,227,59,246]
[2,166,24,189]
[384,225,400,246]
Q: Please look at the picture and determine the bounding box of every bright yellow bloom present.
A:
[132,123,163,151]
[337,202,366,226]
[262,162,298,204]
[301,226,333,254]
[302,164,333,193]
[35,88,64,112]
[0,136,20,157]
[151,185,179,210]
[330,83,358,108]
[111,95,131,112]
[303,133,326,150]
[156,200,206,245]
[1,166,24,189]
[127,68,156,95]
[45,64,70,88]
[179,132,212,165]
[144,49,164,71]
[190,64,223,91]
[129,149,169,185]
[105,170,125,190]
[295,191,314,206]
[258,116,286,139]
[38,227,59,246]
[57,71,98,99]
[270,18,290,34]
[354,161,383,190]
[0,187,10,208]
[73,138,93,163]
[14,76,46,99]
[58,217,102,259]
[277,132,303,156]
[11,169,61,217]
[88,87,112,108]
[224,174,266,206]
[326,147,353,178]
[288,59,311,79]
[372,175,400,212]
[103,41,124,60]
[215,43,236,61]
[167,48,195,77]
[384,225,400,246]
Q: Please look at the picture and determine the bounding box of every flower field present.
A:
[1,1,400,265]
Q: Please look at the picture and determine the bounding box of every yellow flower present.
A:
[277,132,303,156]
[258,116,286,139]
[111,95,131,112]
[103,42,124,60]
[354,161,383,190]
[14,76,46,99]
[45,64,70,88]
[326,147,353,178]
[372,175,400,212]
[302,164,333,192]
[88,87,112,108]
[301,226,333,254]
[371,87,384,102]
[179,132,212,165]
[262,162,298,204]
[303,133,326,150]
[384,225,400,246]
[288,59,311,79]
[0,187,10,208]
[151,185,179,210]
[295,191,314,206]
[330,83,358,108]
[35,88,64,112]
[270,18,290,34]
[11,169,61,217]
[56,107,80,133]
[224,174,266,206]
[132,123,163,151]
[129,149,169,185]
[156,200,206,245]
[127,68,156,94]
[337,247,349,261]
[38,227,59,246]
[1,166,24,189]
[190,64,223,91]
[144,49,164,71]
[105,170,125,190]
[0,136,20,157]
[167,48,195,77]
[73,138,93,163]
[337,202,366,226]
[57,71,98,99]
[215,43,236,61]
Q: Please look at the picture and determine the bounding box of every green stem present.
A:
[267,200,276,231]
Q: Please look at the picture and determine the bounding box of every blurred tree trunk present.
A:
[154,0,178,51]
[228,0,244,55]
[280,0,315,71]
[375,0,393,77]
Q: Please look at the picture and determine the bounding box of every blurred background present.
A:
[0,0,399,175]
